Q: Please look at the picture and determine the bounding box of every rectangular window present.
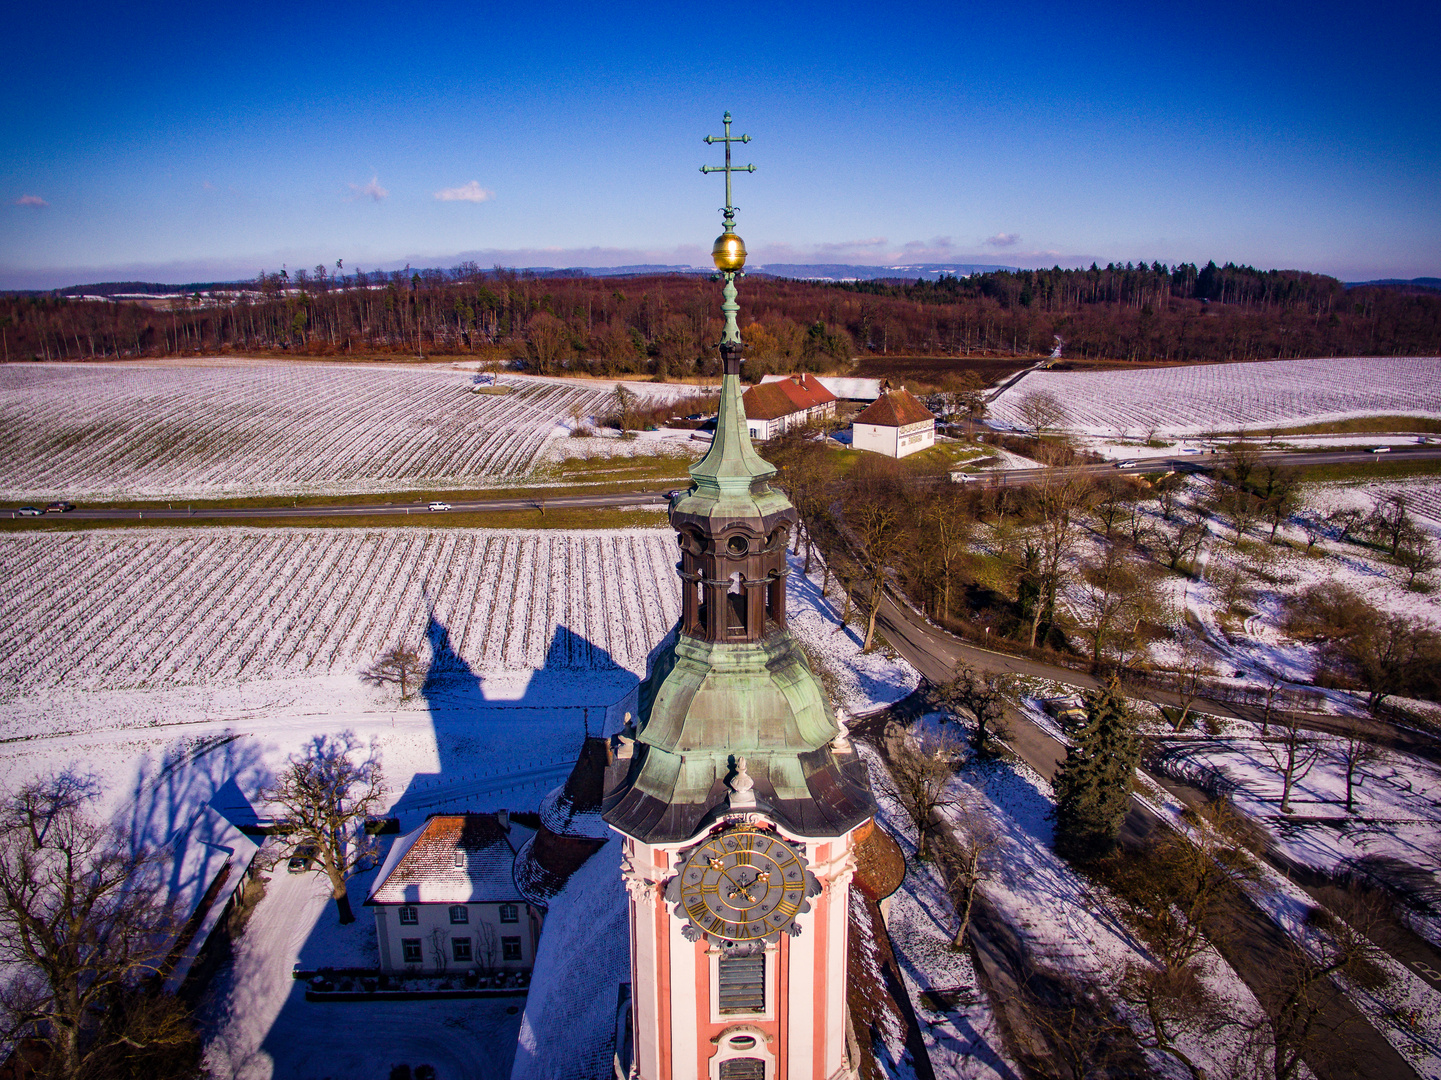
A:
[449,905,469,924]
[454,850,466,868]
[718,954,765,1013]
[398,905,418,925]
[502,936,522,962]
[401,938,422,964]
[499,903,519,923]
[452,937,472,963]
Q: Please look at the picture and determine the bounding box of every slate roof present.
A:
[367,813,526,905]
[741,374,837,421]
[853,388,935,428]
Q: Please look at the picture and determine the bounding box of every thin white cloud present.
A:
[347,176,389,202]
[984,233,1020,248]
[15,194,48,208]
[434,181,495,203]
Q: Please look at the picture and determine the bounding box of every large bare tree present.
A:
[0,774,202,1080]
[879,721,963,861]
[265,732,387,924]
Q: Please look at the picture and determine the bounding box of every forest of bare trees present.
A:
[3,261,1438,371]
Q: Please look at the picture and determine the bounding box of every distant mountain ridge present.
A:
[1345,277,1441,293]
[30,269,1441,298]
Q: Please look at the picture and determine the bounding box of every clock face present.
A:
[665,825,818,945]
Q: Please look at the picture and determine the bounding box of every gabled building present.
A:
[851,387,937,458]
[739,373,837,441]
[366,812,541,973]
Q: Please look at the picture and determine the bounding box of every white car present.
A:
[1116,460,1138,469]
[428,501,452,511]
[1370,446,1391,454]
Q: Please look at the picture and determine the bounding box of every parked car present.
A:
[1042,696,1087,728]
[45,501,75,513]
[287,843,319,873]
[17,506,42,516]
[428,501,452,511]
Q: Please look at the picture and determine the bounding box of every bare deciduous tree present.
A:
[1261,714,1322,815]
[879,721,963,861]
[1367,492,1413,558]
[264,732,387,924]
[1394,526,1437,588]
[1016,390,1066,438]
[363,644,426,700]
[1337,721,1379,814]
[852,500,903,653]
[939,796,1000,948]
[938,665,1012,759]
[0,774,202,1080]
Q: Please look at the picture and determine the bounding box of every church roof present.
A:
[367,813,527,905]
[853,388,935,428]
[741,374,837,420]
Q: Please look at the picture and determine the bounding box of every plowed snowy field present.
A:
[0,360,613,500]
[0,527,680,709]
[990,355,1441,436]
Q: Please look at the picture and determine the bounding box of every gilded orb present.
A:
[712,230,747,272]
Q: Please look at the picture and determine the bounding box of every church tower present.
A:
[604,114,875,1080]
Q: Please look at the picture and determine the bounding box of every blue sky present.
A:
[3,0,1438,288]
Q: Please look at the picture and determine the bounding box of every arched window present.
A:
[726,572,747,636]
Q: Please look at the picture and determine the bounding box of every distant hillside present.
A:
[758,262,1018,281]
[1347,277,1441,294]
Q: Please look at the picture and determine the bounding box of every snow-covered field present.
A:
[0,527,679,710]
[989,356,1441,437]
[0,360,623,500]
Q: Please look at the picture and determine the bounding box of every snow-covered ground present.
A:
[989,356,1441,438]
[859,744,1017,1080]
[0,360,681,500]
[200,839,526,1080]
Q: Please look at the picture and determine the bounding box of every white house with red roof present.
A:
[739,373,837,440]
[851,387,937,458]
[365,812,542,974]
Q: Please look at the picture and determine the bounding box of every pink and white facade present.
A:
[617,813,860,1080]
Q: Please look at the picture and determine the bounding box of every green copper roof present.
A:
[676,370,792,522]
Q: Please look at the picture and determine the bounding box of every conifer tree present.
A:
[1050,680,1140,861]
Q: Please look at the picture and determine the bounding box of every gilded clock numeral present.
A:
[735,851,752,866]
[701,879,719,894]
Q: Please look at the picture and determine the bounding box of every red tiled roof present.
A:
[853,388,935,428]
[367,813,525,905]
[742,373,837,421]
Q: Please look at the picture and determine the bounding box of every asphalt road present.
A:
[965,443,1441,486]
[9,443,1439,523]
[871,590,1434,1079]
[7,488,674,522]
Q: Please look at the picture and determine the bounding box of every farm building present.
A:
[740,373,837,440]
[758,373,882,401]
[851,388,937,458]
[366,812,542,974]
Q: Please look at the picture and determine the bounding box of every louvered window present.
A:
[718,1059,765,1080]
[718,955,765,1013]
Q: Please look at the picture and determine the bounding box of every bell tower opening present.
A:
[726,572,747,636]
